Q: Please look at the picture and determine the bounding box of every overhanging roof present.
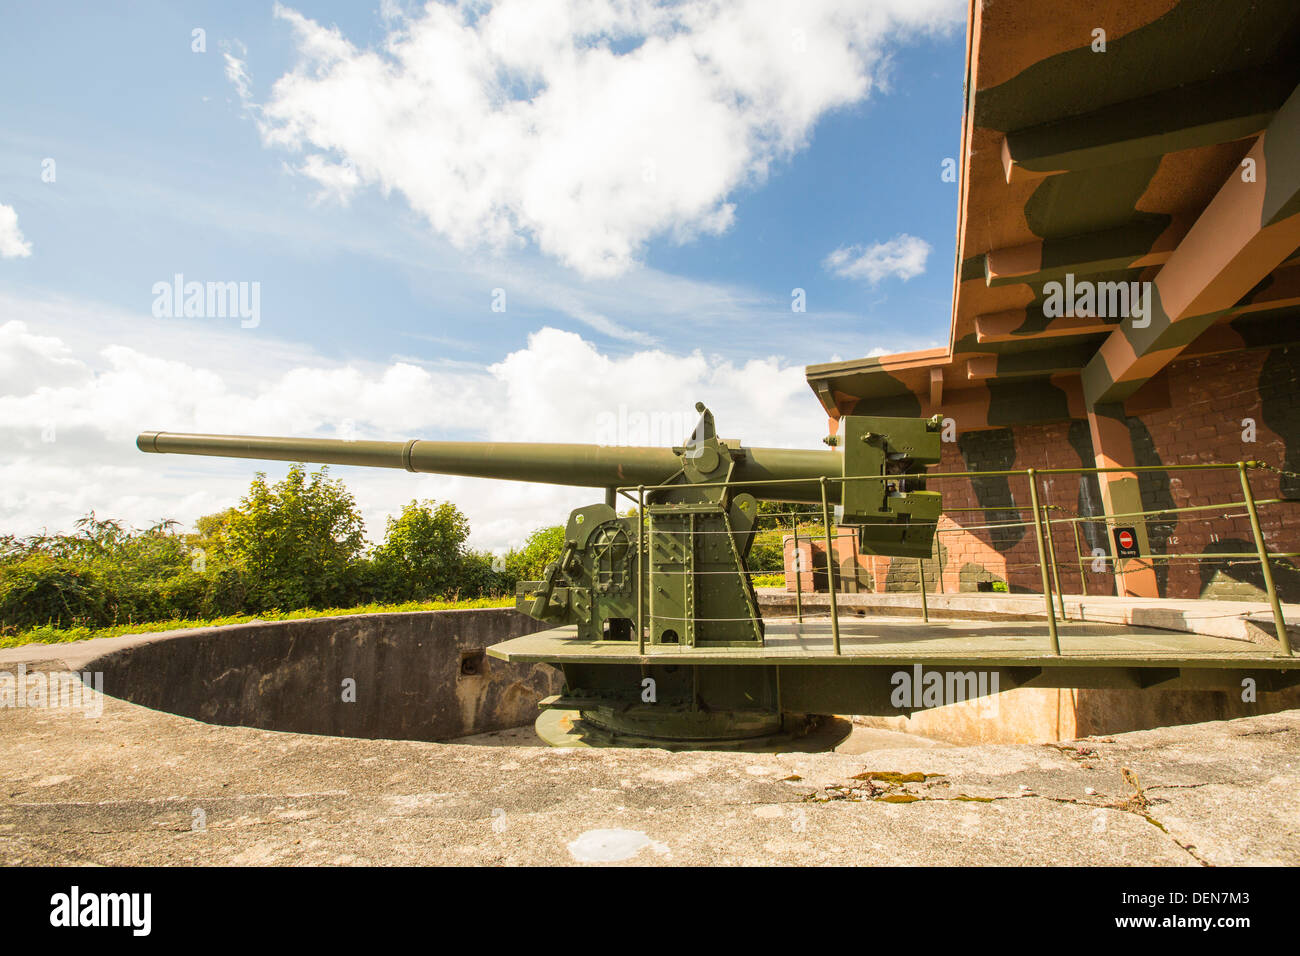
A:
[808,0,1300,427]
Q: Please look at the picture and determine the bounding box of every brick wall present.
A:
[782,345,1300,602]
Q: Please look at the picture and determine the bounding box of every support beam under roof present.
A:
[1001,66,1297,184]
[975,310,1116,343]
[967,343,1098,381]
[984,220,1186,287]
[1082,80,1300,406]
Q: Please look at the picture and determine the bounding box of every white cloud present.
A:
[244,0,962,277]
[0,321,86,394]
[0,305,826,552]
[223,46,253,104]
[823,233,931,283]
[0,203,33,258]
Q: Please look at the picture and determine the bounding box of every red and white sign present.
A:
[1112,526,1140,558]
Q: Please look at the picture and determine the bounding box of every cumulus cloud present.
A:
[0,204,33,258]
[245,0,963,277]
[0,314,824,552]
[0,321,86,394]
[823,233,931,284]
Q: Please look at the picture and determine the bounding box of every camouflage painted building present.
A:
[799,0,1300,603]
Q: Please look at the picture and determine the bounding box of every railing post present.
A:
[637,485,646,655]
[1071,521,1088,597]
[917,558,929,623]
[1238,462,1292,656]
[1041,500,1066,620]
[1027,469,1061,655]
[934,530,945,594]
[820,477,841,655]
[792,516,803,624]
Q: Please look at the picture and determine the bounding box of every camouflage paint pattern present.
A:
[801,0,1300,601]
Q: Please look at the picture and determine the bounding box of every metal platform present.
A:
[488,615,1297,670]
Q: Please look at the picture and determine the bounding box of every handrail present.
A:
[615,461,1294,658]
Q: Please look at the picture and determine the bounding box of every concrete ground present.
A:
[2,673,1296,865]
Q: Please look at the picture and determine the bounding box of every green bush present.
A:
[222,464,367,611]
[372,499,470,601]
[0,555,111,629]
[456,549,516,598]
[0,466,548,637]
[505,525,566,581]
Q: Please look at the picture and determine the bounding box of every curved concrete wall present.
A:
[89,608,562,742]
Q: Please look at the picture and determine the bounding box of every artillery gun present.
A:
[138,405,942,748]
[139,398,1300,748]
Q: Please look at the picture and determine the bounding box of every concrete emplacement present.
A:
[8,599,1300,865]
[6,596,1297,749]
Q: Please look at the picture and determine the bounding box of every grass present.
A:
[0,596,516,650]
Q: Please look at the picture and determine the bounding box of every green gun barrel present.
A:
[135,431,842,501]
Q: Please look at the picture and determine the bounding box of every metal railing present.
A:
[621,461,1294,658]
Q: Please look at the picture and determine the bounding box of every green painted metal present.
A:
[138,410,1295,748]
[1026,468,1060,656]
[490,621,1300,671]
[139,404,947,747]
[917,558,929,623]
[820,477,841,655]
[1238,462,1293,656]
[791,518,803,624]
[838,414,944,557]
[1071,521,1088,597]
[1041,501,1067,621]
[138,427,838,499]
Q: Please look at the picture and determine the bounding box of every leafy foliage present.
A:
[372,499,470,600]
[0,465,527,637]
[2,596,513,650]
[504,524,566,581]
[222,465,367,611]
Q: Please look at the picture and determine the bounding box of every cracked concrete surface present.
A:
[1,678,1297,865]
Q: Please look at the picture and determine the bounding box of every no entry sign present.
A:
[1113,526,1140,558]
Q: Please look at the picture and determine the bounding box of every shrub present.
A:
[0,555,111,630]
[372,499,470,601]
[222,464,366,611]
[505,525,566,581]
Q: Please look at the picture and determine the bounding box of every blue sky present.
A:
[0,0,967,549]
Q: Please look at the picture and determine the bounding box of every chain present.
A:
[1250,461,1300,481]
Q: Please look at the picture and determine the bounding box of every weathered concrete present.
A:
[856,683,1300,745]
[0,609,561,742]
[1,682,1295,865]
